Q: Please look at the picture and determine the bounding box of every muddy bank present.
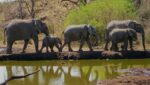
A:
[0,51,150,61]
[98,68,150,85]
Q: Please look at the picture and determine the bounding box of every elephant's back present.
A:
[110,29,127,42]
[64,25,85,33]
[107,20,131,30]
[63,25,85,41]
[5,19,34,40]
[43,36,56,46]
[7,19,32,26]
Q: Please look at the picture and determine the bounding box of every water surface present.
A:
[0,59,150,85]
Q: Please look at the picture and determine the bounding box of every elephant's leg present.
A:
[129,39,133,51]
[61,42,67,51]
[86,40,93,51]
[115,44,119,51]
[112,42,118,51]
[121,44,124,51]
[33,37,39,53]
[104,32,109,50]
[68,42,73,52]
[49,46,54,52]
[6,40,14,54]
[55,44,61,52]
[79,40,85,52]
[124,41,128,51]
[104,40,109,51]
[111,42,115,51]
[46,46,49,53]
[114,44,118,51]
[39,46,44,53]
[22,39,29,53]
[110,43,113,51]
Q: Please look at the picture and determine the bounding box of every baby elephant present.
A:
[109,28,137,51]
[40,36,62,53]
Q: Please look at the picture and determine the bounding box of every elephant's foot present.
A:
[59,49,62,52]
[104,48,108,51]
[51,50,54,52]
[46,51,50,53]
[121,45,124,50]
[69,49,73,52]
[39,51,42,53]
[89,49,93,52]
[7,51,12,54]
[130,48,134,51]
[79,49,83,52]
[36,50,41,54]
[21,51,26,54]
[35,50,40,53]
[6,50,12,54]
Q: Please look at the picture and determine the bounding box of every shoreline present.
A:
[0,51,150,61]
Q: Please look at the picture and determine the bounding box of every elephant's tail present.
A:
[3,28,6,44]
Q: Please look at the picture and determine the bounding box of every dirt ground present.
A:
[0,39,149,54]
[0,40,103,54]
[98,68,150,85]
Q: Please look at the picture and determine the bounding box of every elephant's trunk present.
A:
[141,33,146,51]
[94,34,99,46]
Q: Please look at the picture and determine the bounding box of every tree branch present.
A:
[0,70,40,85]
[61,0,78,5]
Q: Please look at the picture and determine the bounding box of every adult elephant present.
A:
[4,19,49,54]
[61,24,99,52]
[104,20,146,51]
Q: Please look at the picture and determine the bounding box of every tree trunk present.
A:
[30,0,35,18]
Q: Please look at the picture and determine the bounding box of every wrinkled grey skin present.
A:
[4,19,49,54]
[104,20,145,51]
[40,36,62,52]
[109,28,137,51]
[61,24,99,52]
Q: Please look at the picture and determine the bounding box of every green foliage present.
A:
[64,0,138,43]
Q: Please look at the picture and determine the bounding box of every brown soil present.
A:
[98,68,150,85]
[101,51,123,58]
[0,40,102,54]
[0,39,149,54]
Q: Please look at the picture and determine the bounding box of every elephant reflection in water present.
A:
[3,65,98,85]
[37,65,98,85]
[39,65,63,85]
[60,66,98,85]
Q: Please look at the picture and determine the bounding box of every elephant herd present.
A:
[3,19,146,54]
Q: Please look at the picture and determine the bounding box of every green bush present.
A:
[64,0,139,43]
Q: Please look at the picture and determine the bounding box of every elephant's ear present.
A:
[86,25,92,35]
[33,19,42,33]
[127,29,135,38]
[128,20,136,29]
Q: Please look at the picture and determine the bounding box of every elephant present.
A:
[109,28,137,51]
[40,35,62,53]
[4,19,49,54]
[104,20,146,51]
[61,24,99,52]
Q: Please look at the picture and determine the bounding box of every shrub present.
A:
[64,0,138,43]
